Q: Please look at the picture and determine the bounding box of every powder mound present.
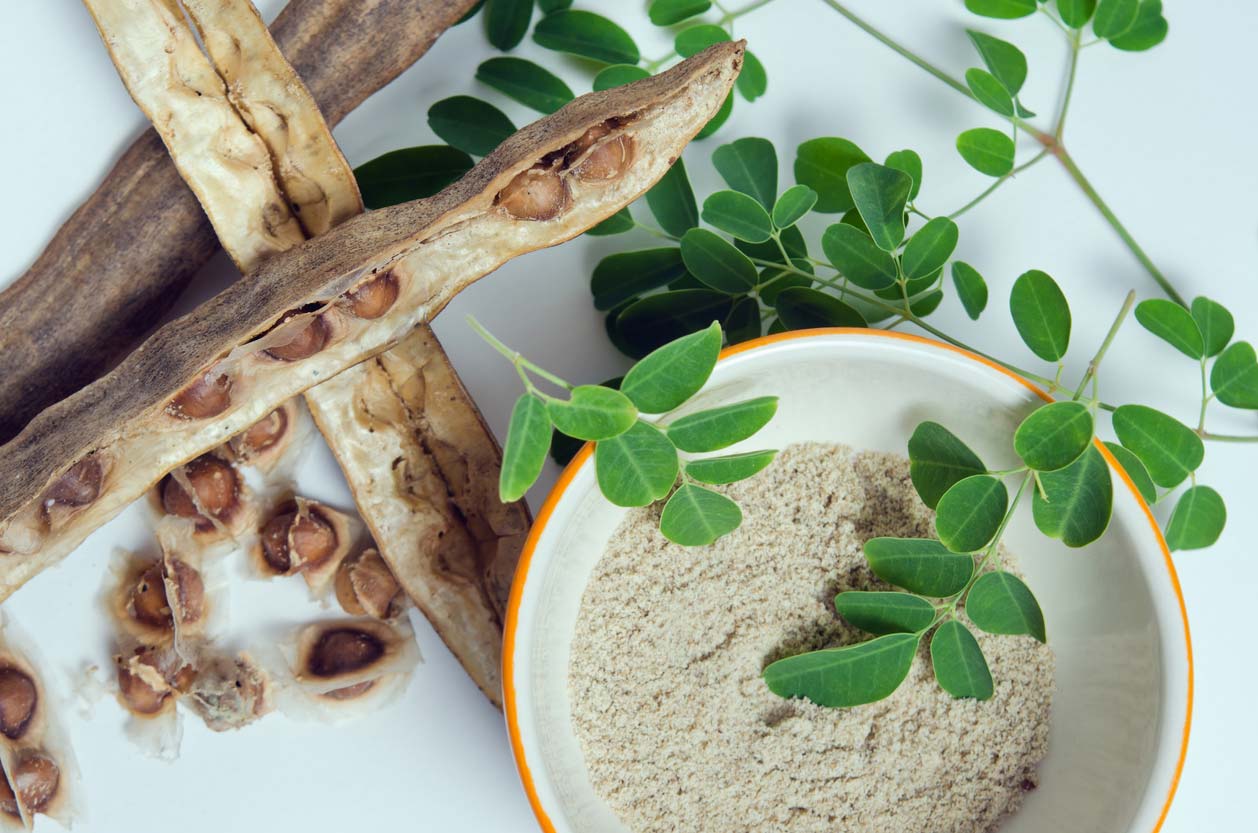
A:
[569,442,1054,833]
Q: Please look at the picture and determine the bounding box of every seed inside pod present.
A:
[13,752,59,815]
[0,771,16,818]
[306,628,385,678]
[497,166,570,221]
[0,667,37,740]
[42,457,103,508]
[343,271,399,319]
[168,370,232,419]
[160,455,239,526]
[128,561,173,629]
[334,548,401,619]
[568,123,634,182]
[261,506,336,574]
[166,558,205,625]
[235,407,288,457]
[264,313,329,362]
[116,658,171,716]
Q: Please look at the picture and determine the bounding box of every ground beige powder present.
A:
[569,442,1054,833]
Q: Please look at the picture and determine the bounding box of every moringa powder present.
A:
[569,443,1053,833]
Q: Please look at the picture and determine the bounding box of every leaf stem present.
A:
[1198,358,1209,432]
[948,150,1050,220]
[1198,432,1258,443]
[935,473,1032,623]
[719,0,776,25]
[467,316,574,392]
[1055,30,1082,141]
[1071,290,1135,400]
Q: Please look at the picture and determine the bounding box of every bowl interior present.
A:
[506,330,1189,833]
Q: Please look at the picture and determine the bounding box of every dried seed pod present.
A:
[341,271,400,320]
[254,498,357,595]
[496,166,570,221]
[334,548,403,619]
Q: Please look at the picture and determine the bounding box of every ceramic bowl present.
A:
[503,329,1191,833]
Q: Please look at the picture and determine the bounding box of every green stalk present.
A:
[1072,290,1135,399]
[467,316,574,392]
[1055,32,1082,140]
[948,150,1050,220]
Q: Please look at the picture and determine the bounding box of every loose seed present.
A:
[306,628,385,678]
[128,561,173,629]
[261,506,336,573]
[161,455,239,526]
[166,558,205,624]
[0,667,37,740]
[116,659,171,715]
[334,548,401,619]
[13,752,59,815]
[343,271,399,319]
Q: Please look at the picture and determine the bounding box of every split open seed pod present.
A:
[334,547,404,620]
[151,451,254,541]
[223,398,310,474]
[253,497,360,596]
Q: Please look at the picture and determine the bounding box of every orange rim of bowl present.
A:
[501,327,1193,833]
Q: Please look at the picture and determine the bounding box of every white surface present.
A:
[0,1,1250,831]
[510,332,1189,833]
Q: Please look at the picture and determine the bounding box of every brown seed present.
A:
[116,662,170,715]
[335,549,401,619]
[161,456,238,522]
[322,680,376,700]
[343,272,400,319]
[0,771,17,818]
[0,667,37,740]
[168,371,232,419]
[569,124,633,182]
[43,457,103,508]
[236,408,288,457]
[167,558,205,625]
[307,628,385,678]
[261,508,336,574]
[169,663,198,693]
[497,167,569,221]
[13,752,59,815]
[264,314,329,362]
[129,561,173,629]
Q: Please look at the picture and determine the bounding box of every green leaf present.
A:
[674,24,729,57]
[724,296,761,345]
[966,30,1028,95]
[762,632,919,707]
[820,223,897,290]
[863,538,975,597]
[835,591,936,635]
[1165,485,1226,551]
[616,290,734,357]
[621,321,722,414]
[592,63,650,91]
[911,290,944,318]
[1209,341,1258,409]
[1109,0,1168,51]
[695,92,734,140]
[646,158,699,237]
[846,163,912,251]
[736,51,768,102]
[711,137,778,210]
[685,449,778,485]
[1112,405,1204,488]
[476,57,574,114]
[901,217,959,281]
[771,185,818,229]
[533,10,640,64]
[353,146,473,209]
[951,261,989,320]
[659,483,742,545]
[740,224,808,264]
[595,421,679,507]
[680,228,758,293]
[1190,297,1234,358]
[427,96,515,157]
[956,128,1015,177]
[1093,0,1139,38]
[549,429,584,466]
[907,422,987,510]
[883,149,923,201]
[484,0,533,50]
[666,396,778,453]
[794,138,871,214]
[1014,401,1094,471]
[1135,298,1204,359]
[931,620,994,700]
[1033,445,1113,546]
[499,394,551,501]
[585,207,634,237]
[757,267,812,306]
[1102,441,1157,505]
[457,0,487,24]
[775,287,867,330]
[648,0,711,26]
[935,476,1008,553]
[965,0,1037,18]
[537,0,571,11]
[1056,0,1097,27]
[966,571,1047,642]
[546,385,638,441]
[591,248,686,310]
[965,68,1015,116]
[701,191,774,243]
[1010,269,1071,361]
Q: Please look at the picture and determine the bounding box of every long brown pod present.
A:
[0,0,476,443]
[0,43,746,602]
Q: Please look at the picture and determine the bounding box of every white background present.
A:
[0,1,1252,830]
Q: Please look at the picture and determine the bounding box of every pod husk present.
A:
[306,325,528,704]
[0,0,479,442]
[0,43,745,603]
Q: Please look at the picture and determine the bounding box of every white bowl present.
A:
[503,329,1191,833]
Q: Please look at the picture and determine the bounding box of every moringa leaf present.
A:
[484,0,533,50]
[936,475,1009,553]
[771,185,818,229]
[910,290,945,317]
[908,422,987,509]
[537,0,571,11]
[621,321,722,413]
[821,223,897,290]
[762,632,920,707]
[775,287,867,329]
[957,128,1015,177]
[757,264,813,306]
[354,146,473,209]
[1190,296,1234,358]
[534,10,640,64]
[1010,269,1071,361]
[1092,0,1139,39]
[476,57,574,113]
[846,163,913,251]
[1209,342,1258,409]
[1103,441,1157,504]
[1112,405,1204,487]
[1109,0,1168,51]
[648,0,711,26]
[499,394,551,501]
[863,538,975,597]
[712,137,778,210]
[427,96,515,156]
[736,50,768,101]
[547,386,638,441]
[695,92,734,140]
[585,207,635,237]
[724,297,761,345]
[592,63,650,91]
[836,591,936,635]
[616,290,734,357]
[1057,0,1097,27]
[681,228,759,292]
[591,248,687,310]
[931,620,994,700]
[965,0,1037,19]
[901,217,959,281]
[1013,401,1094,471]
[1135,298,1204,359]
[659,483,742,545]
[966,30,1028,95]
[701,191,774,243]
[884,149,923,201]
[1033,445,1113,546]
[1165,485,1226,551]
[646,158,699,236]
[666,396,779,453]
[595,421,679,506]
[675,23,730,57]
[966,571,1046,642]
[965,68,1016,117]
[951,261,989,320]
[685,449,778,485]
[794,137,871,213]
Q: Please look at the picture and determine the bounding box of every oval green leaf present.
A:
[499,394,552,501]
[794,137,871,214]
[951,261,989,320]
[484,0,533,50]
[902,217,960,281]
[546,385,638,441]
[1209,341,1258,409]
[846,163,912,251]
[911,290,945,318]
[966,571,1046,642]
[621,321,722,414]
[595,421,679,507]
[772,185,818,229]
[762,633,920,708]
[476,57,574,113]
[712,137,778,210]
[701,191,774,243]
[1190,296,1234,358]
[646,158,699,237]
[354,146,474,209]
[586,207,634,237]
[427,96,515,157]
[930,620,994,700]
[884,149,923,201]
[863,537,975,597]
[591,248,686,311]
[533,10,640,64]
[1092,0,1138,38]
[935,475,1008,553]
[685,449,778,485]
[592,63,650,91]
[965,0,1037,18]
[666,396,778,453]
[956,127,1015,177]
[820,223,897,290]
[674,24,729,58]
[775,287,867,330]
[736,50,768,101]
[1032,445,1113,546]
[1102,441,1157,505]
[907,422,987,510]
[965,68,1015,117]
[616,290,734,357]
[1165,485,1226,551]
[1109,0,1167,51]
[659,483,742,546]
[1057,0,1097,28]
[1010,269,1071,362]
[1135,298,1204,359]
[1112,405,1204,488]
[835,591,936,636]
[680,228,758,293]
[966,30,1028,95]
[724,296,761,345]
[648,0,711,26]
[1014,401,1094,471]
